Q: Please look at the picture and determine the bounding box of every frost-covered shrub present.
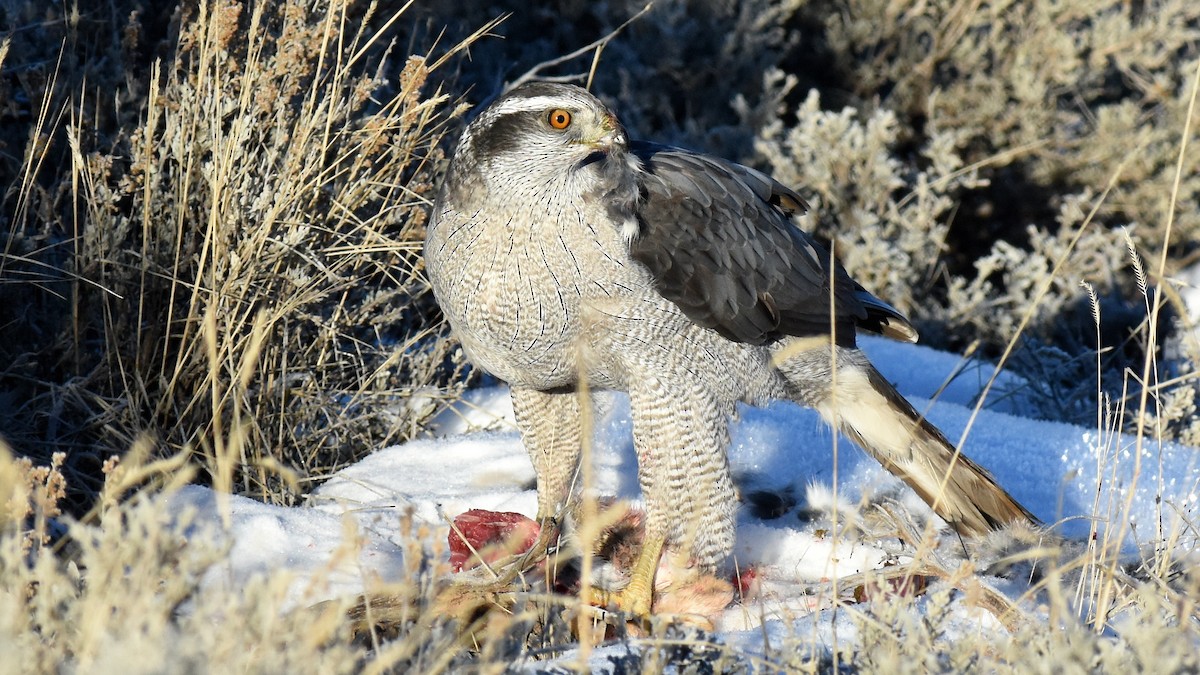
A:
[754,0,1196,425]
[754,88,970,323]
[754,87,1145,423]
[843,0,1200,244]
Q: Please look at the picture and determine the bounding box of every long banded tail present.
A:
[814,359,1036,535]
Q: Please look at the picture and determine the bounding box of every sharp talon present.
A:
[591,530,665,618]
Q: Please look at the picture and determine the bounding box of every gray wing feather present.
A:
[628,141,916,346]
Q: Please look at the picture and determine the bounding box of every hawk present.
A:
[424,82,1034,614]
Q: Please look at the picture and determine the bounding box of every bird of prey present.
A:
[424,82,1035,615]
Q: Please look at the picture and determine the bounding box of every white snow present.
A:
[1173,259,1200,360]
[173,335,1200,663]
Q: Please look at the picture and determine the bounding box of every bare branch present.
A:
[505,3,653,92]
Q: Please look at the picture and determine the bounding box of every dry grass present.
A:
[0,0,1198,671]
[0,0,478,507]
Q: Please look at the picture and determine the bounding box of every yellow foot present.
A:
[593,531,665,617]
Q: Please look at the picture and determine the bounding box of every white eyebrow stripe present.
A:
[491,95,575,117]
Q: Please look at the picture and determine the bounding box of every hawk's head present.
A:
[445,82,638,208]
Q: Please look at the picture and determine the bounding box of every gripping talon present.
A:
[594,531,665,617]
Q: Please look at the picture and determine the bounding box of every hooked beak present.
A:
[587,112,627,151]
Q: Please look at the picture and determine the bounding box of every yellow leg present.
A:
[598,531,665,616]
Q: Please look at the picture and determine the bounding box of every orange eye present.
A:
[547,109,572,129]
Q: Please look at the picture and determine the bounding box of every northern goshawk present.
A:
[424,82,1034,614]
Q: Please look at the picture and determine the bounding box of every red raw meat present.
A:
[733,565,761,599]
[448,509,540,572]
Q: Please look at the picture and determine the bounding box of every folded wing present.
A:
[628,142,916,347]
